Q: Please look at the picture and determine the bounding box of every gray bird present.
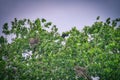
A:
[74,66,92,80]
[29,38,39,53]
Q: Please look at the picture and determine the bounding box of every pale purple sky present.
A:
[0,0,120,35]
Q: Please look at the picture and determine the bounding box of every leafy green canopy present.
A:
[0,17,120,80]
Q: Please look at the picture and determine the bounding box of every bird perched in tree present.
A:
[29,38,39,46]
[74,66,92,80]
[29,38,39,53]
[61,32,69,38]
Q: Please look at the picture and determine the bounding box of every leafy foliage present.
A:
[0,17,120,80]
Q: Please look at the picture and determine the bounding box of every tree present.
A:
[0,17,120,80]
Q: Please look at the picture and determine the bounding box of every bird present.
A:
[91,76,100,80]
[29,38,39,46]
[74,66,92,80]
[29,38,39,53]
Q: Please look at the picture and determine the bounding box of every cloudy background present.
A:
[0,0,120,35]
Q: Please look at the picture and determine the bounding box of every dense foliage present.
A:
[0,17,120,80]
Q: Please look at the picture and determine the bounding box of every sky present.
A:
[0,0,120,35]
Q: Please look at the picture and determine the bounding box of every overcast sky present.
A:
[0,0,120,35]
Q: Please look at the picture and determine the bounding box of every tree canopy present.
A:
[0,17,120,80]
